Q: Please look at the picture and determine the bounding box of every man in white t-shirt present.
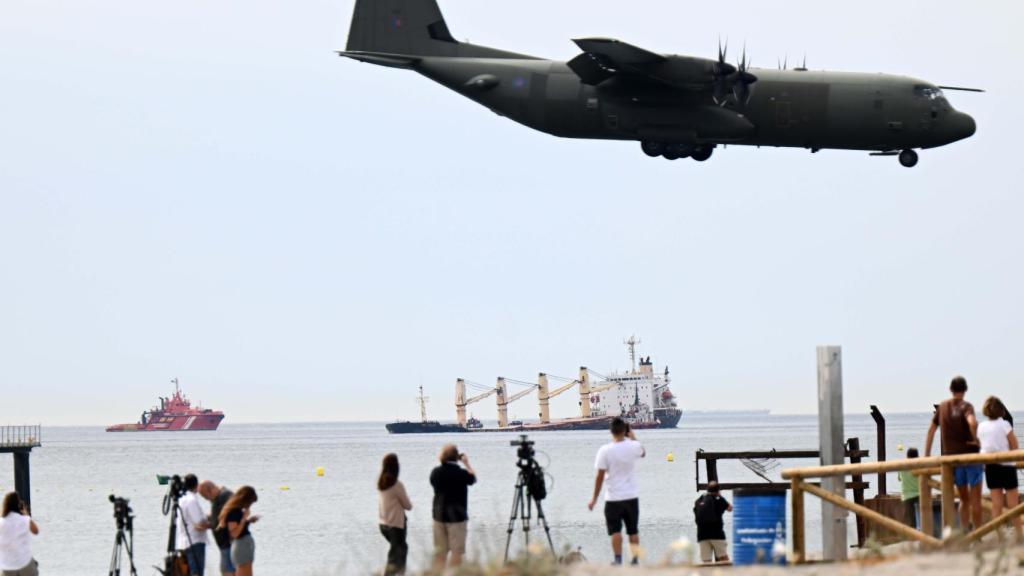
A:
[588,417,645,565]
[177,474,209,576]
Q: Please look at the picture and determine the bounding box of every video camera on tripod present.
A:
[505,434,555,561]
[107,494,138,576]
[156,474,195,576]
[157,474,187,501]
[510,435,547,501]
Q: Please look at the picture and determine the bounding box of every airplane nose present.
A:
[956,112,976,141]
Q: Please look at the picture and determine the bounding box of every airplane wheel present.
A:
[641,141,664,157]
[664,143,691,160]
[899,149,918,168]
[691,147,713,162]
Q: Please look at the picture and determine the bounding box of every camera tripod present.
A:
[160,483,198,576]
[108,500,138,576]
[503,461,555,562]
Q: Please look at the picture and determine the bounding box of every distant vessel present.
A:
[106,378,224,432]
[385,386,466,434]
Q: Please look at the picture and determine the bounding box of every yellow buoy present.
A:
[316,466,325,477]
[667,453,675,462]
[897,443,905,452]
[280,485,290,491]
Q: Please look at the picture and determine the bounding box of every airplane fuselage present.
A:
[416,57,976,153]
[342,0,977,166]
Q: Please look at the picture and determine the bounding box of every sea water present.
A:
[0,413,961,574]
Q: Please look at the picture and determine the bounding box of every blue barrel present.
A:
[732,488,787,566]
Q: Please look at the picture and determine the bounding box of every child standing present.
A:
[898,448,921,528]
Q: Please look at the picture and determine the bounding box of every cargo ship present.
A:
[106,378,224,432]
[385,386,466,434]
[388,338,681,434]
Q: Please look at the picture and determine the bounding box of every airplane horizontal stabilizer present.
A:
[337,51,422,69]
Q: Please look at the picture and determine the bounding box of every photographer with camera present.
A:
[0,493,39,576]
[429,444,476,571]
[177,475,208,576]
[588,418,645,566]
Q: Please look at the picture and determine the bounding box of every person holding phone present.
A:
[589,418,646,565]
[0,493,39,576]
[218,486,259,576]
[430,444,476,570]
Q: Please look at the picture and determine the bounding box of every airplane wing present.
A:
[567,37,725,91]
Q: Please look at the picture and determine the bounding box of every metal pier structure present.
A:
[1,425,41,509]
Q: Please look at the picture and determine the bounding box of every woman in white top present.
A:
[0,492,39,576]
[977,396,1022,543]
[378,453,412,576]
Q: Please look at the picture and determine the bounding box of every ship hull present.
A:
[106,413,224,432]
[385,421,467,434]
[465,415,615,432]
[655,408,682,429]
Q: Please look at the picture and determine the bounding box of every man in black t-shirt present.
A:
[429,444,476,570]
[199,481,236,576]
[694,482,732,564]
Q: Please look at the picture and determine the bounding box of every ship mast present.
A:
[624,335,641,373]
[171,377,180,397]
[417,385,430,423]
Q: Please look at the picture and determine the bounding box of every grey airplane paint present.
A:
[340,0,978,167]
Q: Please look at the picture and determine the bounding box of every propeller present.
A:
[731,45,758,105]
[712,38,736,105]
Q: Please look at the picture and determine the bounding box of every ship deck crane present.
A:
[496,377,541,428]
[536,367,596,422]
[538,373,578,424]
[455,379,499,427]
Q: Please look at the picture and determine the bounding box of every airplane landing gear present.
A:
[663,143,692,160]
[691,146,713,162]
[641,141,664,157]
[640,141,715,162]
[899,149,918,168]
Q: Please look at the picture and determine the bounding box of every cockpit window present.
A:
[914,86,945,101]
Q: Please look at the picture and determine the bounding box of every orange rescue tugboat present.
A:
[106,378,224,432]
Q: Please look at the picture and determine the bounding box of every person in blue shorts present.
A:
[925,375,982,532]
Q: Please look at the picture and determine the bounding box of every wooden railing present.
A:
[782,450,1024,564]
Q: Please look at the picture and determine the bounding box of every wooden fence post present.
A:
[791,478,806,564]
[940,464,956,538]
[918,471,934,544]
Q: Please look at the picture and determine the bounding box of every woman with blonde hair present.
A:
[218,486,259,576]
[977,396,1022,543]
[378,453,413,575]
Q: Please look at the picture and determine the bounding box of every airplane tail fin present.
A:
[344,0,534,60]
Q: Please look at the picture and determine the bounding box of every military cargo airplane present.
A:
[340,0,979,167]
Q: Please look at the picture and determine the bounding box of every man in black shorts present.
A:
[588,418,645,565]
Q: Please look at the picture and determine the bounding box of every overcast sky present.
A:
[1,0,1021,425]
